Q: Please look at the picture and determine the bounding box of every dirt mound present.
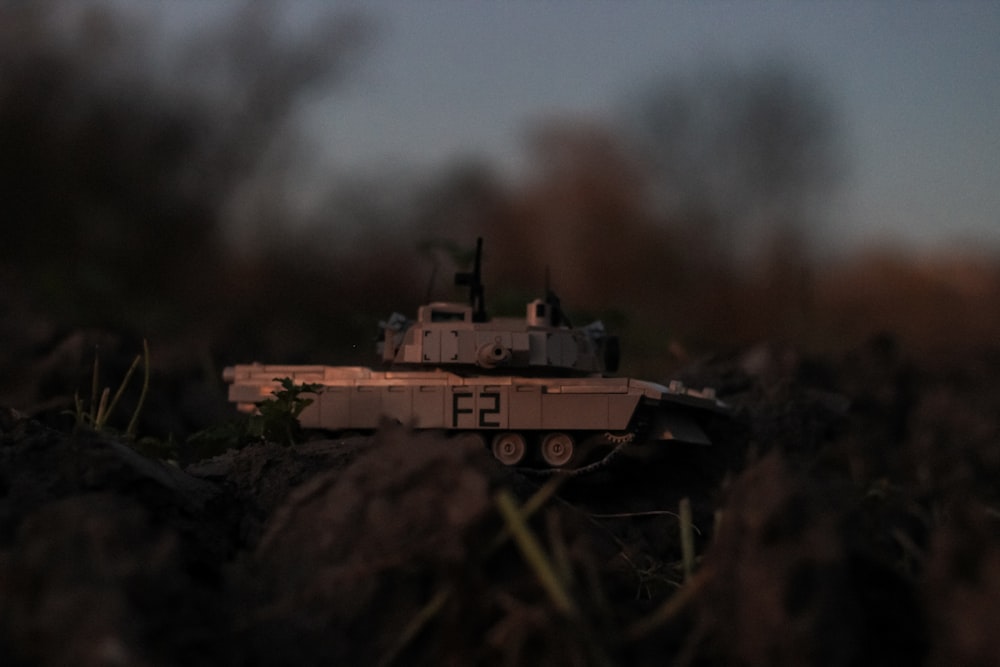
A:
[0,409,235,667]
[2,338,1000,665]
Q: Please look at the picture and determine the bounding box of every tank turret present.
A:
[377,238,620,375]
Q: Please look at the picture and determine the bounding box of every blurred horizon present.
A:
[3,1,1000,393]
[106,0,1000,258]
[311,0,999,257]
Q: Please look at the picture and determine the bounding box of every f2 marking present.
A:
[452,390,502,428]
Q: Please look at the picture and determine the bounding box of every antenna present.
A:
[424,260,438,304]
[543,264,569,327]
[455,237,487,322]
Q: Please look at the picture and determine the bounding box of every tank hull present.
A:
[223,363,722,444]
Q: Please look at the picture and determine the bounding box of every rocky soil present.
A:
[2,337,1000,666]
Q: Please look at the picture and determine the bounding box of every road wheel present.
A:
[541,432,574,467]
[491,432,527,466]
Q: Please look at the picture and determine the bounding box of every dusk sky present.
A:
[172,1,1000,255]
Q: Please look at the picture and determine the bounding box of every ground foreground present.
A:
[2,338,1000,666]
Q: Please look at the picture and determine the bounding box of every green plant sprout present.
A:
[245,378,322,446]
[186,377,321,455]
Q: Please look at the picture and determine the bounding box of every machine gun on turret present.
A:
[454,237,487,322]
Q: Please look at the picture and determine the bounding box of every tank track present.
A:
[513,431,636,477]
[510,409,657,476]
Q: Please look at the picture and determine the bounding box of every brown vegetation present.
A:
[1,5,999,664]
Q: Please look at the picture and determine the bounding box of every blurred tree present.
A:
[495,120,665,309]
[0,1,369,332]
[624,59,843,262]
[412,161,508,244]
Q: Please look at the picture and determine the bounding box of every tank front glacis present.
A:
[223,238,728,470]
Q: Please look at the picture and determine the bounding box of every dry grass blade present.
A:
[495,489,578,617]
[626,565,714,640]
[88,352,100,424]
[94,387,111,430]
[680,497,695,582]
[126,339,150,438]
[546,509,575,592]
[376,586,452,667]
[626,497,708,641]
[66,340,151,438]
[101,353,142,430]
[488,475,565,551]
[379,477,568,667]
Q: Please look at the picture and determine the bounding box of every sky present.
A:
[174,1,1000,255]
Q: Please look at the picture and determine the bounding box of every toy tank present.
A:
[223,239,728,470]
